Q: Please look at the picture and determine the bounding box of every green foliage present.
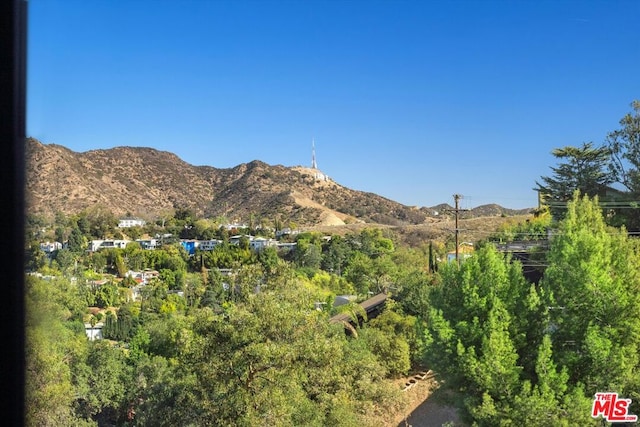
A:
[490,214,552,243]
[608,100,640,193]
[27,222,431,426]
[171,285,400,426]
[321,235,352,276]
[365,303,424,374]
[68,226,87,253]
[535,143,614,220]
[309,270,354,295]
[200,242,253,268]
[294,236,323,270]
[541,193,640,395]
[25,241,47,272]
[344,251,374,295]
[393,268,432,318]
[25,275,95,427]
[424,244,585,424]
[350,228,394,258]
[94,282,120,308]
[86,251,106,273]
[73,340,131,424]
[423,193,640,425]
[54,248,76,274]
[42,200,640,426]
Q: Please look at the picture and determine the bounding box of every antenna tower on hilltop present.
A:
[311,138,318,169]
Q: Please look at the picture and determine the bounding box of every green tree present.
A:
[25,276,92,427]
[540,193,640,396]
[88,251,106,274]
[75,214,90,236]
[95,282,120,308]
[68,226,87,253]
[114,253,127,278]
[74,340,130,424]
[606,100,640,229]
[424,245,552,424]
[184,272,205,309]
[25,241,47,272]
[510,335,594,426]
[54,249,75,275]
[294,237,322,271]
[608,100,640,193]
[84,206,118,239]
[344,252,374,295]
[171,284,401,426]
[365,304,422,375]
[322,235,352,276]
[535,142,614,219]
[352,228,394,258]
[102,311,117,340]
[125,225,143,240]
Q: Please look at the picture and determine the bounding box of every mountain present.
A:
[25,138,532,226]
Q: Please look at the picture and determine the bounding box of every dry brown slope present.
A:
[25,139,436,226]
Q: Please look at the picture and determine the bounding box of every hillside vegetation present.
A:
[26,138,531,228]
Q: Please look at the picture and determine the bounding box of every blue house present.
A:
[180,240,197,256]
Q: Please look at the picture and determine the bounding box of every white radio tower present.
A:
[311,138,318,169]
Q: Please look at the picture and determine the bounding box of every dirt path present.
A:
[391,373,464,427]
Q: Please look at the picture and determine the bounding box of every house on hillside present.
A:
[89,239,131,252]
[40,241,62,254]
[84,322,104,341]
[220,222,248,231]
[275,228,299,238]
[198,239,222,251]
[118,217,146,228]
[125,269,159,285]
[180,240,198,256]
[276,242,297,252]
[250,237,277,251]
[135,238,157,250]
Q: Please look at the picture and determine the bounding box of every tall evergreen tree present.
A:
[607,100,640,229]
[535,143,614,220]
[68,226,86,253]
[608,100,640,193]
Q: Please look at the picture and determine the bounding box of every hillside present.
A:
[25,138,532,227]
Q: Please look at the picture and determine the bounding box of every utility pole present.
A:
[448,194,469,265]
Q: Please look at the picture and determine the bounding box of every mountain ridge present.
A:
[25,138,533,226]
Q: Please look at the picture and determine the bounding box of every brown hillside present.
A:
[25,138,532,227]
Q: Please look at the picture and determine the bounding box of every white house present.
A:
[276,242,297,251]
[275,228,299,238]
[126,269,159,285]
[220,222,247,231]
[198,239,222,251]
[84,322,104,341]
[250,237,277,251]
[136,238,158,250]
[89,239,131,252]
[40,241,62,254]
[118,217,146,228]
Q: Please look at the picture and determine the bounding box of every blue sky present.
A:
[27,0,639,210]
